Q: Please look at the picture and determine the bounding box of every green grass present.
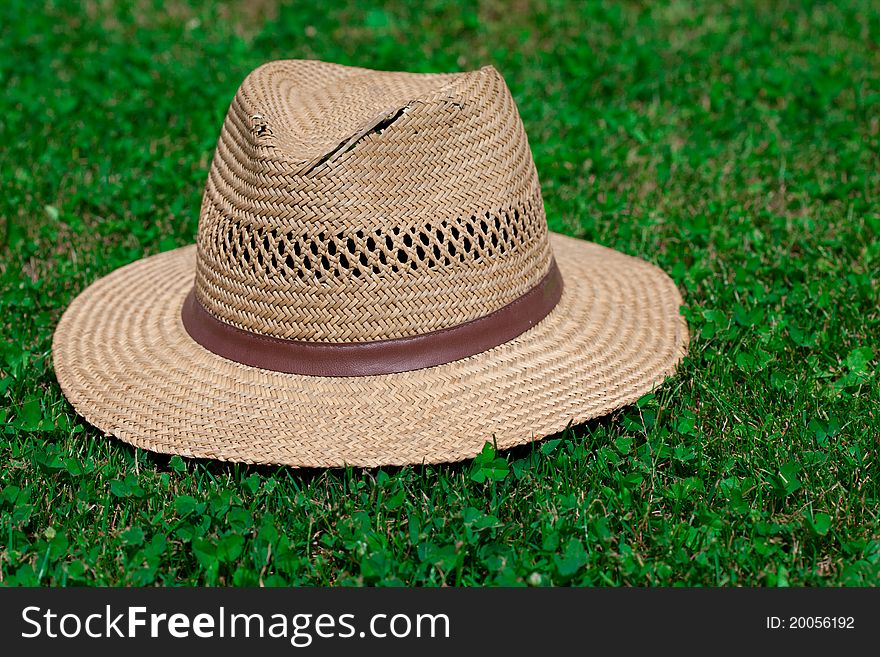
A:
[1,0,878,586]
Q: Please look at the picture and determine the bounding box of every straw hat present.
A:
[53,60,689,468]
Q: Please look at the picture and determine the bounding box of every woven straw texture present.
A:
[53,233,688,467]
[195,60,552,341]
[52,59,689,467]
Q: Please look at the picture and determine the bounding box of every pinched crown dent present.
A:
[193,59,553,342]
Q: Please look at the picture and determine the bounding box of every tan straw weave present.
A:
[196,60,551,341]
[52,60,689,467]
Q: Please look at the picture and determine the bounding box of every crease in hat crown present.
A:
[193,59,555,343]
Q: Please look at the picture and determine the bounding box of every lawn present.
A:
[1,0,878,586]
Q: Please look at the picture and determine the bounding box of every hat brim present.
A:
[52,233,688,467]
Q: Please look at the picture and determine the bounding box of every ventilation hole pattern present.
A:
[194,188,552,342]
[213,201,540,283]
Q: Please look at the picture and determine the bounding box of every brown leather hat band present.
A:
[181,260,563,377]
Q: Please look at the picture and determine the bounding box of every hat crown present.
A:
[194,60,553,342]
